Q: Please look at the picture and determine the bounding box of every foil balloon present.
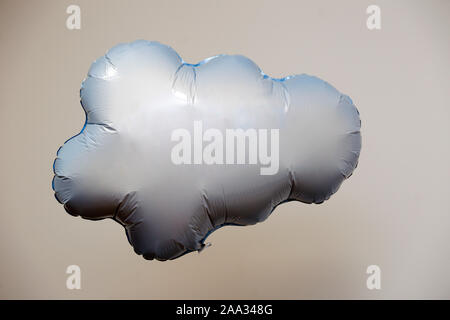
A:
[53,40,361,261]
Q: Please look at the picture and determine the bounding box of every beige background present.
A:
[0,0,449,299]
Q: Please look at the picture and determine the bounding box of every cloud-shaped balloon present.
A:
[53,40,361,261]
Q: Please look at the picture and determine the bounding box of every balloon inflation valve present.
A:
[198,242,211,253]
